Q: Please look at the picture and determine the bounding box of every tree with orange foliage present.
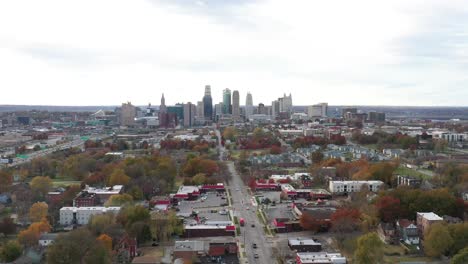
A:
[183,157,219,177]
[299,213,330,233]
[335,159,369,179]
[97,234,113,251]
[330,208,361,233]
[0,170,13,192]
[29,202,48,222]
[18,219,51,247]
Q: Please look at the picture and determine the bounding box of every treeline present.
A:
[352,131,418,149]
[292,134,346,149]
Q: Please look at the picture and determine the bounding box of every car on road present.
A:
[251,224,255,227]
[254,253,259,258]
[252,243,257,248]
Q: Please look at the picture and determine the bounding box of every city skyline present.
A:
[1,0,468,106]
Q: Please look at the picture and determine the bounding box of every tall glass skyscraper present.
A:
[222,88,232,114]
[203,85,213,120]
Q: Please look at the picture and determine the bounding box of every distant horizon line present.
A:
[1,104,467,108]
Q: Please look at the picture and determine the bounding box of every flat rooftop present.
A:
[417,212,443,221]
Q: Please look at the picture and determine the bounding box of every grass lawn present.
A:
[51,180,82,187]
[394,166,428,179]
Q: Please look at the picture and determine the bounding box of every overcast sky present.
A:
[1,0,467,106]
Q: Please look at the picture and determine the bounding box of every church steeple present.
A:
[160,93,167,113]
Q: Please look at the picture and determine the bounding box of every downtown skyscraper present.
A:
[245,92,253,118]
[202,85,213,120]
[222,88,232,114]
[232,90,240,119]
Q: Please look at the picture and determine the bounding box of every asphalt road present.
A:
[215,127,276,264]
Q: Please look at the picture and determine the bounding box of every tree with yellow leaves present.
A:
[29,202,48,222]
[18,219,51,247]
[108,169,130,186]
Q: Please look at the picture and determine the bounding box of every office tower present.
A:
[197,101,204,118]
[271,100,280,118]
[308,103,328,118]
[183,102,196,127]
[278,93,293,113]
[368,111,386,123]
[160,93,167,113]
[245,92,253,118]
[257,103,267,115]
[203,85,213,120]
[232,90,240,119]
[120,102,137,126]
[222,89,232,114]
[342,107,358,119]
[215,103,223,117]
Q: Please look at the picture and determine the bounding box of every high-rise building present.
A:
[196,101,204,118]
[232,90,240,119]
[368,111,386,123]
[278,93,293,113]
[308,103,328,118]
[257,103,267,115]
[160,94,167,113]
[120,102,136,126]
[245,92,253,118]
[203,85,213,120]
[215,103,223,117]
[183,102,196,127]
[271,100,280,118]
[222,89,232,114]
[342,107,357,118]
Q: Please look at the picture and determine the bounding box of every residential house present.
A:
[397,219,419,245]
[39,233,59,247]
[378,223,398,244]
[116,234,138,263]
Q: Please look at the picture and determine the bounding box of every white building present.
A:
[329,180,384,193]
[38,233,59,247]
[83,185,123,202]
[296,252,346,264]
[59,206,121,225]
[308,103,328,118]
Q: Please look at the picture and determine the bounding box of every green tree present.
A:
[0,170,13,192]
[447,222,468,256]
[88,213,115,236]
[222,126,237,141]
[1,240,23,262]
[452,247,468,264]
[192,173,207,185]
[30,176,52,197]
[46,228,95,264]
[118,205,150,228]
[108,169,130,186]
[83,241,112,264]
[354,232,384,264]
[424,222,453,257]
[104,194,133,206]
[128,186,144,200]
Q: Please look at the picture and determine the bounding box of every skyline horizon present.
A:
[2,1,468,106]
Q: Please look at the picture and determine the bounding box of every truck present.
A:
[239,218,245,226]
